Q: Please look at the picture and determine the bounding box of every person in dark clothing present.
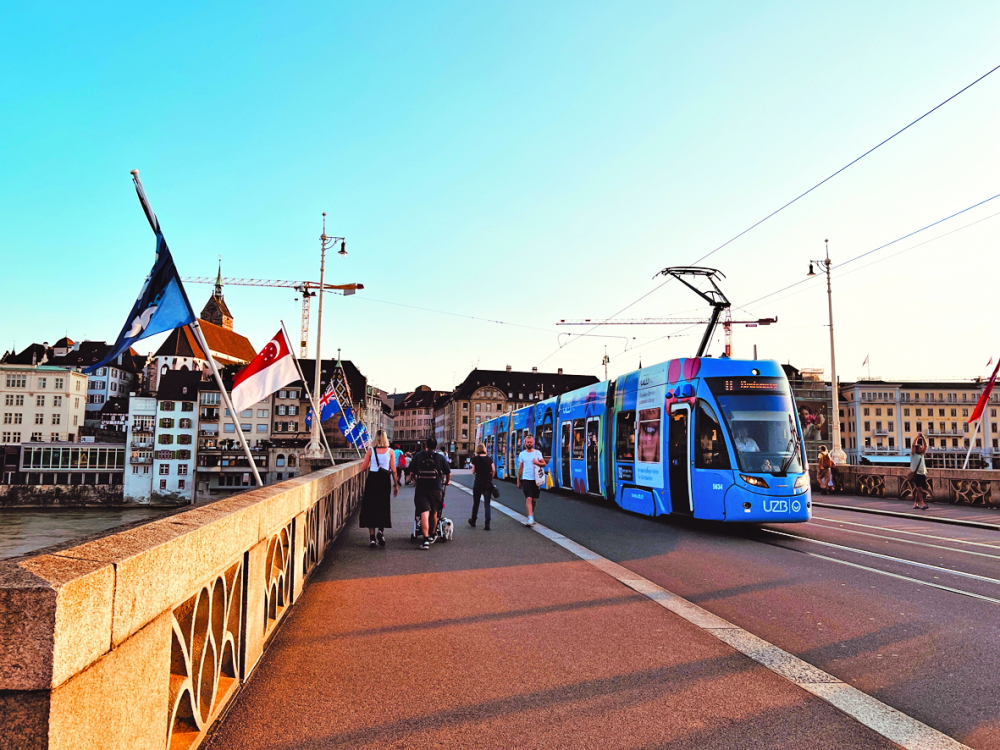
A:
[469,442,496,530]
[358,430,399,547]
[411,436,451,549]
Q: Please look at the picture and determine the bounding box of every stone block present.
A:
[0,690,49,749]
[0,563,55,691]
[47,611,172,750]
[17,555,115,688]
[54,509,256,647]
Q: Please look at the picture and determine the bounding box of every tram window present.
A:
[572,419,586,459]
[535,418,553,457]
[498,432,507,456]
[616,410,636,462]
[637,408,661,463]
[695,401,730,470]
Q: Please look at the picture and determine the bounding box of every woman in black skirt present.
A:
[359,430,399,547]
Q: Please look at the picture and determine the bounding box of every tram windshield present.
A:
[707,377,804,475]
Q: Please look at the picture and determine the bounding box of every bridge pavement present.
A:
[206,472,902,750]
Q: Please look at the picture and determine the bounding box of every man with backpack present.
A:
[412,436,451,550]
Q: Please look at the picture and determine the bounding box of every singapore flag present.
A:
[231,329,299,414]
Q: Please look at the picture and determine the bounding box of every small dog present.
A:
[438,517,454,541]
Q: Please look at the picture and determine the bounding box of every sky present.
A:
[3,2,999,395]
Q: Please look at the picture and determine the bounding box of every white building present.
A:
[0,364,87,445]
[124,396,156,502]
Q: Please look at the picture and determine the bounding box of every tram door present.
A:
[586,417,601,494]
[560,422,572,488]
[668,406,692,513]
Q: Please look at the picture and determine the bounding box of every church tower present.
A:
[200,264,234,331]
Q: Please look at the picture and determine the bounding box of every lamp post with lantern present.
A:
[807,240,846,465]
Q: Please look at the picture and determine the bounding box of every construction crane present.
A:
[558,267,775,358]
[183,277,364,358]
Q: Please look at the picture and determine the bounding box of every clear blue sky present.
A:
[3,2,999,393]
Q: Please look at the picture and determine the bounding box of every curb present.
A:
[813,502,1000,531]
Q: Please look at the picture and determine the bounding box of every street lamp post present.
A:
[304,214,347,459]
[808,240,847,465]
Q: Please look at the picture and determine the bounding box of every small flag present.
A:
[231,329,299,414]
[862,354,869,367]
[84,175,196,373]
[969,360,1000,423]
[304,380,342,429]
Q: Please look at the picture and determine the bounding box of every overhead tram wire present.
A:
[745,208,1000,312]
[532,61,1000,369]
[689,60,1000,267]
[738,189,1000,310]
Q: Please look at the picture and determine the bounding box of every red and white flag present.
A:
[231,329,299,413]
[969,359,1000,423]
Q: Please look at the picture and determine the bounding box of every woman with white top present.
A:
[359,430,399,547]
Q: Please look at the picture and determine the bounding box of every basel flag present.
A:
[968,359,1000,423]
[231,329,299,413]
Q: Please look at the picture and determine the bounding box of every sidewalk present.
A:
[203,479,904,750]
[814,492,1000,529]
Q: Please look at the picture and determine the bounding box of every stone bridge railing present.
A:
[0,461,364,750]
[811,463,998,508]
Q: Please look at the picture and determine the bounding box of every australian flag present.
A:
[84,173,196,374]
[304,381,342,430]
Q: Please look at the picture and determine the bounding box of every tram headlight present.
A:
[740,474,769,488]
[794,475,810,490]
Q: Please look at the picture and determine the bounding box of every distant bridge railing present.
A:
[0,460,364,750]
[810,463,998,508]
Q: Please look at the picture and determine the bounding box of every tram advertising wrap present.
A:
[479,357,810,524]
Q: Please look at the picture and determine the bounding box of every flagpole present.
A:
[962,418,981,470]
[280,320,336,464]
[190,320,264,487]
[127,170,261,487]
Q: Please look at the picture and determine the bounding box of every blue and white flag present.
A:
[84,173,196,374]
[304,380,342,429]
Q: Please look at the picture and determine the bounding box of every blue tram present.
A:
[475,357,810,523]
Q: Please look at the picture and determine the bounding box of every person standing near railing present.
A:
[910,433,930,510]
[359,430,399,547]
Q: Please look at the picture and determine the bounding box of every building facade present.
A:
[840,380,1000,468]
[394,386,449,452]
[0,365,88,445]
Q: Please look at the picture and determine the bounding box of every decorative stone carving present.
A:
[952,479,993,506]
[264,522,293,639]
[168,560,243,749]
[900,476,933,501]
[858,474,885,497]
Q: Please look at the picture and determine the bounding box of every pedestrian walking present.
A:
[410,436,451,549]
[910,433,930,510]
[469,442,496,530]
[816,445,834,495]
[358,430,399,547]
[516,434,546,526]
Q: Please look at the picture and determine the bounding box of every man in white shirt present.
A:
[516,434,546,527]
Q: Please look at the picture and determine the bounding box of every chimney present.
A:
[557,368,563,375]
[531,367,537,373]
[506,365,512,372]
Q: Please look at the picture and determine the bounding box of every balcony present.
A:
[130,441,153,449]
[131,426,153,435]
[129,457,152,465]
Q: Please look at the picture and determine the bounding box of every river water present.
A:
[0,507,175,559]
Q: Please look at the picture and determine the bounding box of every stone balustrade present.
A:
[0,461,364,750]
[811,463,998,507]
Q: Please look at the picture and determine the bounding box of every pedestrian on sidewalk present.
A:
[816,445,834,494]
[910,433,930,510]
[517,434,546,526]
[411,436,451,549]
[469,442,496,530]
[358,430,399,547]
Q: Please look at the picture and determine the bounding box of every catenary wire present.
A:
[531,62,1000,368]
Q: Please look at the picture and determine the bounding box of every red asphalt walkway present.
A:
[206,475,904,750]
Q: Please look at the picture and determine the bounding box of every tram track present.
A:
[755,525,1000,606]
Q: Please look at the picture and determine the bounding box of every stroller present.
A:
[411,485,453,541]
